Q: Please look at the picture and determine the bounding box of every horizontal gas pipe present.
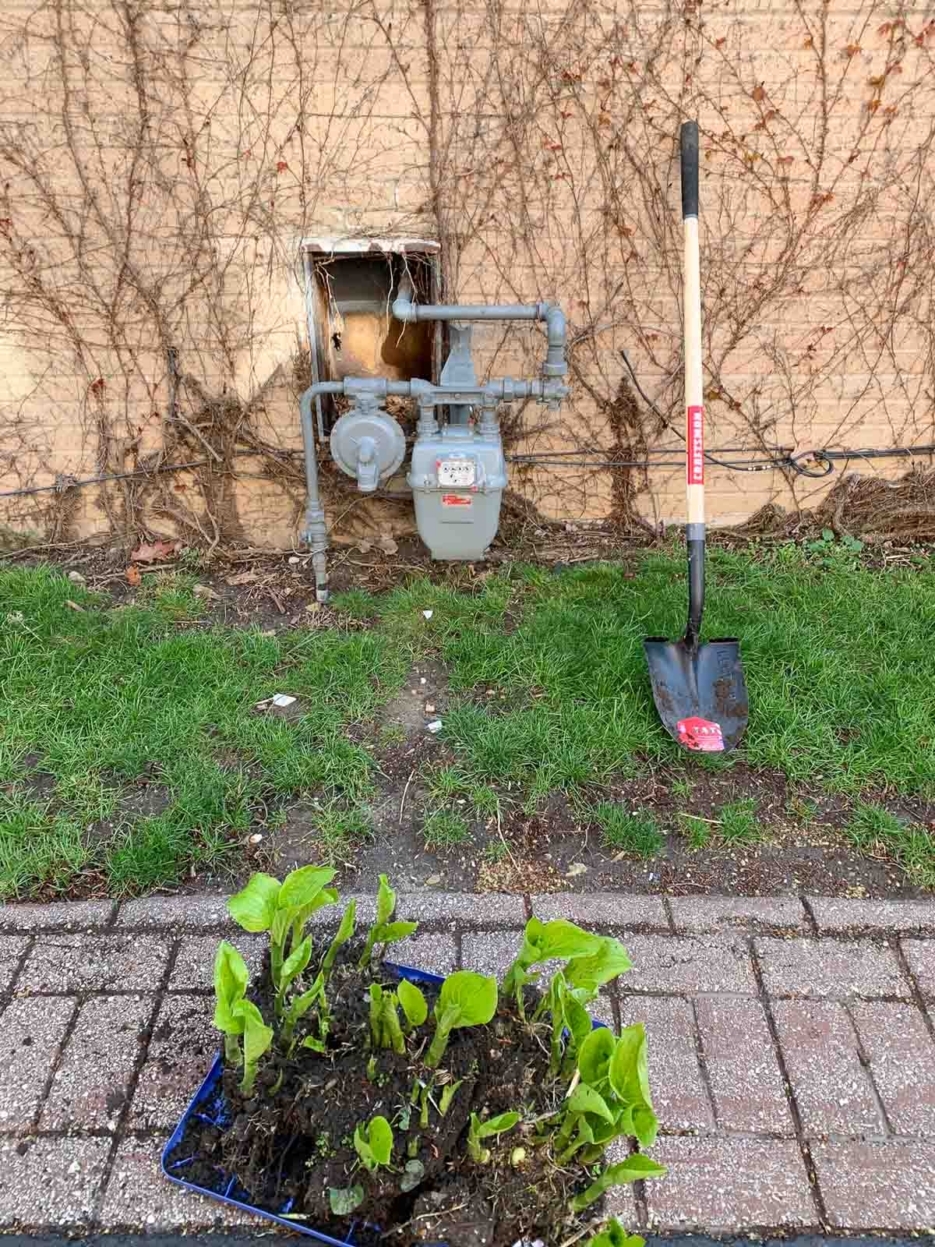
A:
[392,279,567,379]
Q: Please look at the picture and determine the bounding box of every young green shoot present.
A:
[397,977,428,1034]
[228,866,337,992]
[232,998,273,1096]
[359,874,418,969]
[424,970,498,1068]
[466,1110,520,1163]
[213,940,250,1066]
[353,1115,394,1172]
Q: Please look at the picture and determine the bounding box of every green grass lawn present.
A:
[2,541,934,899]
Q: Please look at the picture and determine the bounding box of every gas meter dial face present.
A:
[437,456,476,487]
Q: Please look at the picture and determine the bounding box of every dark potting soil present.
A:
[167,946,603,1246]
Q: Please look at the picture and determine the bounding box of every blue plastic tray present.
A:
[162,962,606,1242]
[161,963,444,1244]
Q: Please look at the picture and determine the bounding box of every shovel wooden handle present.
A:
[681,120,705,646]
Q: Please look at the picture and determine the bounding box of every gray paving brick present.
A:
[116,894,233,930]
[102,1136,255,1228]
[850,1001,935,1137]
[390,932,456,976]
[0,1136,110,1228]
[812,1140,935,1229]
[169,933,266,992]
[755,937,910,999]
[529,893,668,929]
[0,997,74,1134]
[40,994,151,1132]
[130,994,217,1132]
[810,897,935,936]
[0,901,115,933]
[461,930,521,978]
[622,934,756,994]
[400,890,525,926]
[0,936,28,994]
[671,895,806,934]
[645,1136,817,1230]
[902,938,935,999]
[772,999,883,1137]
[16,932,171,995]
[619,995,713,1131]
[694,997,793,1134]
[308,894,375,927]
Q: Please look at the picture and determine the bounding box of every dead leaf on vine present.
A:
[131,539,180,563]
[125,564,142,587]
[226,570,260,586]
[377,535,399,555]
[64,599,85,612]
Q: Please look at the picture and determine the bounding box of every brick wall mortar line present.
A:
[687,997,721,1131]
[800,894,820,936]
[892,936,935,1045]
[748,935,829,1229]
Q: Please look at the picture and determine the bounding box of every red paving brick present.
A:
[40,994,151,1131]
[850,1000,935,1136]
[619,995,714,1131]
[772,999,884,1136]
[130,994,216,1131]
[621,934,757,994]
[645,1136,818,1230]
[0,997,74,1134]
[812,1140,935,1229]
[755,937,910,999]
[694,996,794,1134]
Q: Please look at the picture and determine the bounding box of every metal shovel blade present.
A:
[643,636,748,752]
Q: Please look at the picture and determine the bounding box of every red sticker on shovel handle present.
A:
[687,405,704,485]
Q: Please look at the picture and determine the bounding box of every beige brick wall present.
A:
[1,0,933,547]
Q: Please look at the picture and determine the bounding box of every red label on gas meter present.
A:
[441,493,472,508]
[687,405,704,485]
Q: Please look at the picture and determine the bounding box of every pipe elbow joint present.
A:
[542,304,567,378]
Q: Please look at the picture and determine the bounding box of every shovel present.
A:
[643,121,748,753]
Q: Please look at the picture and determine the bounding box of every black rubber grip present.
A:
[680,120,699,219]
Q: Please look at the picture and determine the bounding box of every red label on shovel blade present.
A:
[677,716,724,752]
[687,405,704,485]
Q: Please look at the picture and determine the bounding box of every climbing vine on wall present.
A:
[0,0,934,544]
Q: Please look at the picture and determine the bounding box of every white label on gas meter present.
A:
[437,457,476,487]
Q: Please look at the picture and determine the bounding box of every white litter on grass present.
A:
[271,693,296,707]
[422,609,433,619]
[288,555,301,565]
[249,833,264,845]
[426,719,443,734]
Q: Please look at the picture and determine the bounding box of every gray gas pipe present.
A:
[298,281,568,602]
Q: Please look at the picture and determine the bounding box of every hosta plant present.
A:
[188,869,664,1246]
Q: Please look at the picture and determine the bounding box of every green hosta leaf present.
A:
[562,990,592,1052]
[375,873,396,927]
[398,978,428,1027]
[213,941,249,1034]
[234,999,274,1068]
[609,1025,657,1148]
[570,1154,667,1212]
[400,1158,424,1193]
[302,1034,326,1053]
[354,1114,394,1170]
[568,1082,614,1123]
[585,1217,645,1247]
[322,900,357,976]
[279,865,337,910]
[376,920,418,946]
[328,1184,364,1215]
[228,873,281,932]
[436,970,498,1028]
[280,935,312,991]
[473,1110,520,1140]
[271,907,293,950]
[565,938,633,994]
[578,1026,616,1086]
[438,1078,463,1116]
[526,918,606,964]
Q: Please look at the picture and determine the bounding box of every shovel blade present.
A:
[644,637,748,752]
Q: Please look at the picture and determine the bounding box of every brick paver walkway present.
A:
[1,892,935,1235]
